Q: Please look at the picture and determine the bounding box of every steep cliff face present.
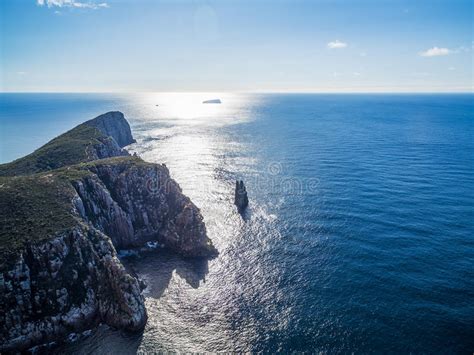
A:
[73,158,216,257]
[84,111,136,148]
[0,112,216,352]
[0,225,146,352]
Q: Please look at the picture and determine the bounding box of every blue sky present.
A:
[0,0,472,92]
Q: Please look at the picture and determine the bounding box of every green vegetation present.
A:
[0,124,105,177]
[78,155,151,169]
[0,173,77,268]
[53,155,149,180]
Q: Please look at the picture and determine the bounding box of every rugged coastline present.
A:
[0,112,217,352]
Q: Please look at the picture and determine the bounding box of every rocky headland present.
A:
[0,112,217,352]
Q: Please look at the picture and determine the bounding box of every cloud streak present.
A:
[37,0,108,10]
[419,47,451,57]
[327,40,347,49]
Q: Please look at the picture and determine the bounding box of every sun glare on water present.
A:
[127,92,259,203]
[137,92,247,124]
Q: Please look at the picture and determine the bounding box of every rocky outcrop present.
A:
[84,111,136,148]
[234,180,249,212]
[0,225,146,352]
[86,135,129,161]
[0,112,217,352]
[73,158,217,257]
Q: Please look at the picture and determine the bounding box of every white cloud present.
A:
[353,72,361,77]
[37,0,108,9]
[419,47,451,57]
[448,66,456,71]
[327,40,347,49]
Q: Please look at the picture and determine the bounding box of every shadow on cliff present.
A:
[123,250,209,299]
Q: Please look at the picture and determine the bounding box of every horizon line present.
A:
[1,90,473,95]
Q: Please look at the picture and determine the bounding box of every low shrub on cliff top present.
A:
[0,124,104,177]
[0,174,77,269]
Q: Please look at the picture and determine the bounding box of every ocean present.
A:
[1,93,473,353]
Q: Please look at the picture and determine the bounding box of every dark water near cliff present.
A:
[1,93,473,353]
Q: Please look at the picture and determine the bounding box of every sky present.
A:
[0,0,472,93]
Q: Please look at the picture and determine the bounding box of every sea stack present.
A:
[234,180,249,212]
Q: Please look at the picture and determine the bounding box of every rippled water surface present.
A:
[1,93,473,353]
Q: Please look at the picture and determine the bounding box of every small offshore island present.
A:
[202,99,221,104]
[0,112,217,352]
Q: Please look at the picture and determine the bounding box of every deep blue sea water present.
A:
[1,93,473,353]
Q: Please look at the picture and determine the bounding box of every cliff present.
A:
[84,111,136,148]
[1,224,146,351]
[73,158,213,256]
[0,112,217,352]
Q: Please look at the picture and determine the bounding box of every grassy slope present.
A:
[0,173,77,268]
[0,124,105,177]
